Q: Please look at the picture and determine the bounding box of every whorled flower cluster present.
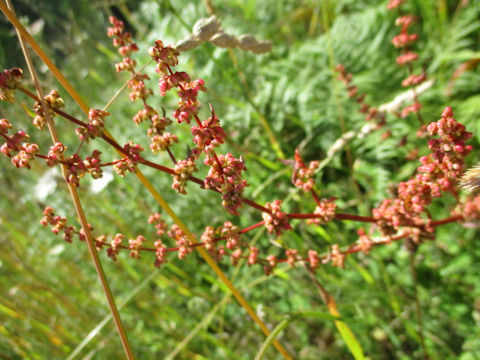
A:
[388,2,425,119]
[307,197,337,226]
[262,200,292,236]
[204,153,248,215]
[113,141,144,177]
[0,120,39,169]
[0,67,23,102]
[373,107,472,236]
[76,109,109,142]
[32,90,65,130]
[292,149,319,192]
[107,16,139,72]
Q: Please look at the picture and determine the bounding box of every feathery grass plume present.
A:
[460,163,480,193]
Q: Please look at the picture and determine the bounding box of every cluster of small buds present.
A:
[201,226,216,252]
[0,67,23,102]
[455,196,480,222]
[84,150,103,179]
[148,213,168,236]
[0,124,39,169]
[401,101,422,118]
[200,225,227,260]
[107,233,125,261]
[40,207,76,243]
[76,109,109,142]
[113,141,144,177]
[292,149,319,192]
[204,153,248,215]
[373,107,472,235]
[146,109,172,135]
[247,246,259,265]
[128,73,153,102]
[107,16,139,72]
[335,64,387,126]
[330,244,346,268]
[219,221,241,250]
[95,235,107,251]
[154,239,167,268]
[307,197,337,226]
[148,35,248,214]
[149,40,208,124]
[149,40,180,73]
[262,200,292,236]
[11,142,39,169]
[45,142,66,167]
[0,118,12,134]
[173,80,206,124]
[128,235,146,259]
[172,156,198,194]
[168,224,193,259]
[32,90,65,130]
[191,107,227,155]
[149,133,178,154]
[356,228,373,254]
[285,249,299,267]
[388,2,426,119]
[158,71,190,97]
[63,150,104,186]
[230,248,243,266]
[387,0,405,10]
[308,249,320,269]
[108,17,173,153]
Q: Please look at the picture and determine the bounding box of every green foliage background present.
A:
[1,0,480,359]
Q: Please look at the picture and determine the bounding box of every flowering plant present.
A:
[1,1,480,359]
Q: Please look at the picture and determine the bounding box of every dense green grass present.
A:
[1,0,480,359]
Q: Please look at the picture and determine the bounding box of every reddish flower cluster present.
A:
[387,0,405,10]
[456,196,480,222]
[113,141,144,177]
[150,40,207,125]
[172,157,198,194]
[128,73,153,102]
[373,107,472,236]
[32,90,65,130]
[0,121,39,169]
[108,17,176,163]
[40,207,76,243]
[292,149,319,192]
[335,64,387,126]
[262,200,292,236]
[168,224,193,260]
[107,16,139,72]
[62,150,104,186]
[388,3,425,119]
[0,67,23,102]
[76,109,109,142]
[147,37,248,213]
[191,106,226,156]
[307,197,337,226]
[204,153,248,215]
[107,233,125,261]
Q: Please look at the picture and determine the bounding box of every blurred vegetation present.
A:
[1,0,480,359]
